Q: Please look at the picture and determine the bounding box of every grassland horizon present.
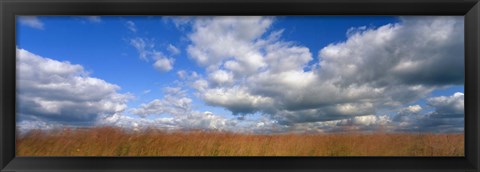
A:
[16,127,464,156]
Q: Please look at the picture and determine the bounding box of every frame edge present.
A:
[1,0,480,172]
[465,1,480,171]
[1,1,17,171]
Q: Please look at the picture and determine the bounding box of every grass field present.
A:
[16,127,464,156]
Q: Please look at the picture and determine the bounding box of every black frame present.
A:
[1,0,479,171]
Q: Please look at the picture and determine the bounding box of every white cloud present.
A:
[18,16,44,29]
[128,36,175,72]
[187,16,272,74]
[288,114,391,133]
[319,16,464,86]
[200,86,274,115]
[192,79,209,92]
[129,37,151,61]
[130,97,191,117]
[186,17,373,121]
[163,16,194,29]
[84,16,101,23]
[291,91,464,133]
[126,20,137,32]
[97,113,181,131]
[17,116,65,134]
[406,105,423,113]
[98,111,246,133]
[17,48,132,130]
[427,92,464,118]
[181,16,464,132]
[208,70,234,86]
[167,44,180,55]
[177,70,188,79]
[176,70,199,81]
[391,92,464,133]
[153,57,174,72]
[263,42,312,73]
[152,51,174,71]
[126,86,274,132]
[131,87,191,117]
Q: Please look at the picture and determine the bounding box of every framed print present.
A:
[1,0,479,171]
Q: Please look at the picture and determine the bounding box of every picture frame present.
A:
[1,0,479,171]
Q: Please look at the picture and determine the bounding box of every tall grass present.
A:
[16,127,464,156]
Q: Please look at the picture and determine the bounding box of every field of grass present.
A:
[16,127,464,156]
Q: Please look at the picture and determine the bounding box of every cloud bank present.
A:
[17,48,131,129]
[182,16,463,132]
[17,16,464,134]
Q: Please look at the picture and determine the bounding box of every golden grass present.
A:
[16,127,464,156]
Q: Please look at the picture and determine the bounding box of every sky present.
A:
[16,16,464,134]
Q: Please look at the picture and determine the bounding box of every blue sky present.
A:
[16,16,464,133]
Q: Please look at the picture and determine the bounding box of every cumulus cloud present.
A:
[427,92,464,118]
[208,70,234,86]
[200,86,275,115]
[177,70,199,81]
[130,87,191,117]
[17,116,66,134]
[17,48,132,128]
[187,16,272,74]
[97,113,176,131]
[391,93,464,133]
[152,52,174,72]
[98,110,278,133]
[183,16,464,132]
[319,16,464,87]
[289,115,391,133]
[290,92,464,133]
[126,86,276,133]
[18,16,44,29]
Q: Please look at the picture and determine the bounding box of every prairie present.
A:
[16,127,464,156]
